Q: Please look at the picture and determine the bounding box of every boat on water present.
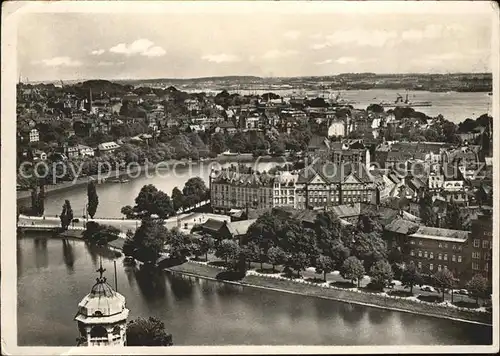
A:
[380,93,432,108]
[110,178,130,183]
[222,150,239,156]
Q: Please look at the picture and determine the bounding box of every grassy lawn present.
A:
[166,260,492,325]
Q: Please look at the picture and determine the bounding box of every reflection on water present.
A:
[62,239,75,273]
[17,236,492,346]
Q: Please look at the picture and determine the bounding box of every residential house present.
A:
[215,121,237,134]
[29,128,39,143]
[328,119,345,137]
[66,144,95,159]
[97,141,120,154]
[330,141,370,167]
[273,171,298,208]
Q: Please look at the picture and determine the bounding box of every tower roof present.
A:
[75,260,128,322]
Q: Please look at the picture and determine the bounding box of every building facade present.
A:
[210,170,274,213]
[467,212,493,285]
[295,162,377,210]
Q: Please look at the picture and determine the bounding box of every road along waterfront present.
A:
[17,236,492,346]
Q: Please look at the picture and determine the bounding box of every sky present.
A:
[16,3,494,82]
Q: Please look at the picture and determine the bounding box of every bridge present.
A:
[17,206,229,235]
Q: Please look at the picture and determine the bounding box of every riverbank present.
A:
[16,155,291,203]
[166,260,492,326]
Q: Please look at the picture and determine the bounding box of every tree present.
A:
[132,218,168,263]
[340,256,365,287]
[60,200,73,230]
[215,239,241,267]
[445,201,463,230]
[419,191,436,227]
[466,274,488,304]
[240,241,261,269]
[182,177,209,207]
[210,132,227,154]
[267,246,286,272]
[199,233,215,261]
[432,268,455,301]
[401,261,423,294]
[152,190,175,219]
[369,260,394,291]
[87,180,99,219]
[126,317,173,346]
[165,228,192,260]
[315,255,335,282]
[286,252,309,278]
[171,187,185,213]
[351,231,387,271]
[121,205,135,219]
[132,184,174,218]
[83,222,121,245]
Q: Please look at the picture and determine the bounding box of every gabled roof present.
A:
[297,162,374,184]
[201,218,227,232]
[227,219,257,236]
[385,218,420,235]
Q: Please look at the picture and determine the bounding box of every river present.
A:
[40,160,286,218]
[17,236,492,346]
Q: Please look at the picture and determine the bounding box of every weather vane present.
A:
[96,257,106,281]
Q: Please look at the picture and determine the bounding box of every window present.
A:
[430,252,434,259]
[452,245,456,250]
[443,254,447,261]
[444,243,448,248]
[444,265,448,270]
[430,263,434,270]
[418,261,422,269]
[418,251,422,257]
[472,262,479,270]
[482,240,490,249]
[438,243,442,248]
[418,240,422,246]
[452,255,456,262]
[411,241,416,245]
[438,265,442,271]
[438,254,442,260]
[410,250,415,256]
[458,256,462,263]
[472,252,481,259]
[473,239,480,248]
[424,251,428,258]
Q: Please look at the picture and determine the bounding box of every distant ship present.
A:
[380,93,432,108]
[329,91,358,106]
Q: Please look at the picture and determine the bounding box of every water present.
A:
[42,160,285,218]
[186,88,491,124]
[17,237,492,346]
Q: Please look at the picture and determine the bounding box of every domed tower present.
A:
[74,260,129,346]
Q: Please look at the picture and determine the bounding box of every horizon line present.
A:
[21,71,493,84]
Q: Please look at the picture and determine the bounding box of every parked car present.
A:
[457,289,469,295]
[420,285,437,293]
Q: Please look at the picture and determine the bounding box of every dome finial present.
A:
[96,257,106,282]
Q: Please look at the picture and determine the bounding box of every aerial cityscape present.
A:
[5,1,497,352]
